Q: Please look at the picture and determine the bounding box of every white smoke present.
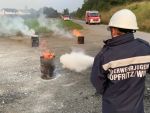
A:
[0,16,34,36]
[38,15,73,38]
[60,51,94,72]
[0,15,73,38]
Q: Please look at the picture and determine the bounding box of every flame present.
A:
[40,39,55,60]
[72,29,82,37]
[42,50,55,60]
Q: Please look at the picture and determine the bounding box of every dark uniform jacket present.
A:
[91,33,150,113]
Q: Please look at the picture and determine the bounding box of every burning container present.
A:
[78,36,84,44]
[31,35,39,47]
[40,51,55,80]
[72,29,84,44]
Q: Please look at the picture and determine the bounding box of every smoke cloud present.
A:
[60,51,94,72]
[0,16,34,36]
[0,15,73,38]
[38,15,73,38]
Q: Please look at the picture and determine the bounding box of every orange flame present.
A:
[40,39,55,60]
[42,51,55,60]
[72,29,82,37]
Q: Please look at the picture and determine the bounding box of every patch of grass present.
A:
[128,2,150,32]
[24,19,49,33]
[24,18,83,34]
[62,20,83,30]
[100,1,150,32]
[24,19,39,29]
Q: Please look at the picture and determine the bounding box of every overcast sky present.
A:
[0,0,84,12]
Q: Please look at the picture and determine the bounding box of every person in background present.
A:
[91,9,150,113]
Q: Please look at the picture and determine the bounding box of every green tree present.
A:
[75,0,148,18]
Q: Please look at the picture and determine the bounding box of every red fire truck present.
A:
[85,11,101,24]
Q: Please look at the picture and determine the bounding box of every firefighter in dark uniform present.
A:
[91,9,150,113]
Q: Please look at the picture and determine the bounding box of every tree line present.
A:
[75,0,148,18]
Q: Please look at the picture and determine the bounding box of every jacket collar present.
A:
[104,33,134,47]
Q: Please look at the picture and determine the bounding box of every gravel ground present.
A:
[0,22,150,113]
[0,34,101,113]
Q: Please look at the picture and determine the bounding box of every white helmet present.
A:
[108,9,138,30]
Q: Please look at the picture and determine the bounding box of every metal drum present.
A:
[40,56,55,80]
[31,35,39,47]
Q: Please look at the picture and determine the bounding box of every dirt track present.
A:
[0,21,150,113]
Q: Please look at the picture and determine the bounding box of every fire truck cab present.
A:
[85,11,101,24]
